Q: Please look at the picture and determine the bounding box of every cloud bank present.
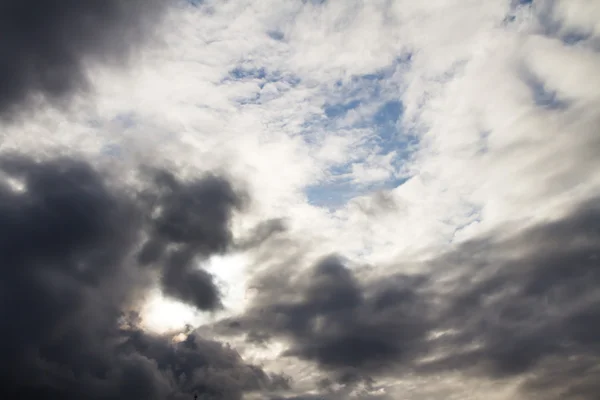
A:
[222,198,600,399]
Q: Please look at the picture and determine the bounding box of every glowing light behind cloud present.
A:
[141,253,250,333]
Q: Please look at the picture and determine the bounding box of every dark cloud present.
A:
[117,328,289,399]
[222,254,434,381]
[0,0,168,117]
[138,169,246,310]
[161,249,224,311]
[420,199,600,398]
[143,170,244,254]
[4,155,597,400]
[0,153,282,399]
[223,199,600,399]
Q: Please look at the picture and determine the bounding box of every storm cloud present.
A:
[0,153,281,399]
[0,0,167,117]
[223,198,600,399]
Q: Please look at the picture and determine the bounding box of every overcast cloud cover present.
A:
[1,0,599,399]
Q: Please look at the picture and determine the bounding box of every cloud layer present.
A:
[1,0,599,399]
[222,198,600,399]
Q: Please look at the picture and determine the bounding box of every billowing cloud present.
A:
[0,0,167,117]
[138,169,247,310]
[0,2,293,397]
[221,198,600,399]
[0,154,284,399]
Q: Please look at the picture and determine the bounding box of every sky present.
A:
[0,0,599,399]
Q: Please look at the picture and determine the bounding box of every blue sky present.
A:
[220,52,417,208]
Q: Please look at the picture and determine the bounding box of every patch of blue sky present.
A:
[313,55,411,129]
[225,66,300,86]
[228,66,267,81]
[224,66,301,105]
[306,176,409,209]
[511,0,533,7]
[323,99,362,119]
[304,55,417,208]
[223,55,415,207]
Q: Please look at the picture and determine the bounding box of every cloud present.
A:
[0,0,168,118]
[231,255,431,378]
[137,168,247,310]
[1,0,599,398]
[0,153,285,399]
[221,198,600,399]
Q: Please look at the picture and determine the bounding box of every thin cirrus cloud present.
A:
[0,0,599,399]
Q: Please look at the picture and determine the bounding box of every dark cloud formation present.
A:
[222,254,434,384]
[0,153,284,399]
[0,5,289,396]
[138,169,246,311]
[424,200,600,398]
[2,154,596,399]
[0,0,167,117]
[223,199,600,399]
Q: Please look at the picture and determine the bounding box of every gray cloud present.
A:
[421,199,600,397]
[222,199,600,399]
[234,218,287,251]
[0,0,167,118]
[0,153,283,399]
[138,169,246,310]
[221,255,434,385]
